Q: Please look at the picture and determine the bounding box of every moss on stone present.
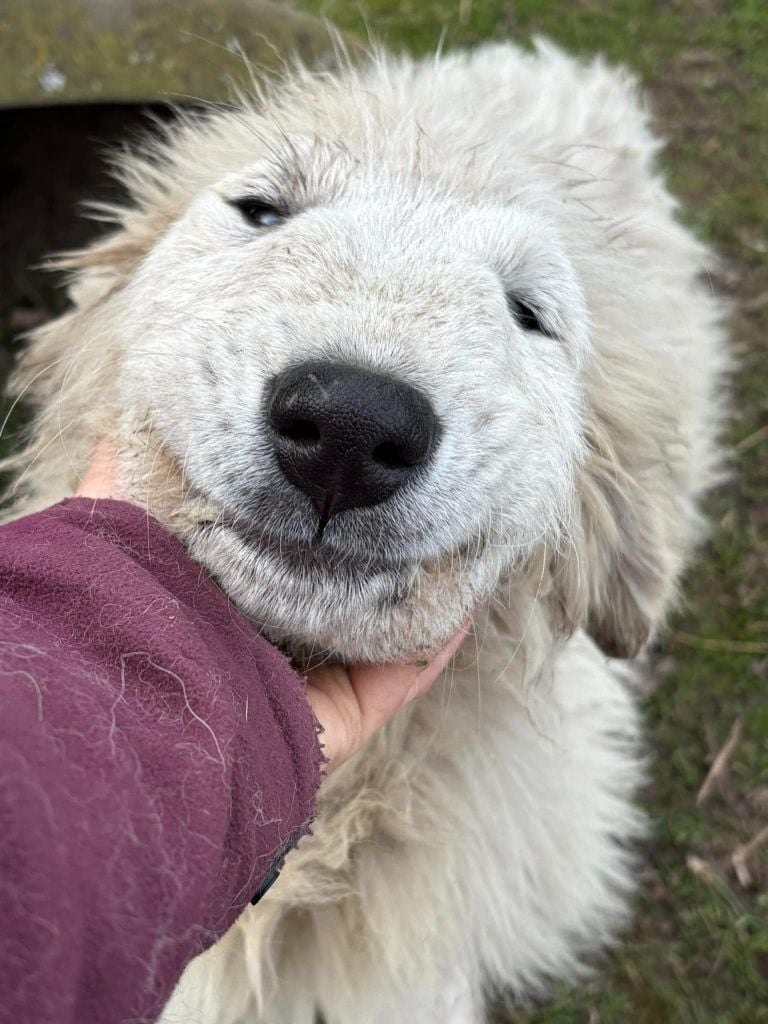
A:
[0,0,345,106]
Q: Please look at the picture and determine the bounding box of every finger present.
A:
[76,441,117,499]
[349,622,471,734]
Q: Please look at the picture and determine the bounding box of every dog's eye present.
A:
[229,197,287,229]
[506,294,553,337]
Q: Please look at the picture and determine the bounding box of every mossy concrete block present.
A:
[0,1,354,342]
[1,0,344,107]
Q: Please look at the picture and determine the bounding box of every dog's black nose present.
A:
[267,360,440,520]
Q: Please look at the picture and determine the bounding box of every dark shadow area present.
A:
[0,102,179,384]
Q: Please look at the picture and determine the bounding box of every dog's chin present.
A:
[185,517,491,663]
[119,448,494,661]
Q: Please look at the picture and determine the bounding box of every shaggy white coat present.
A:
[5,40,727,1024]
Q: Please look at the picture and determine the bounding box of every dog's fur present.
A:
[5,40,726,1024]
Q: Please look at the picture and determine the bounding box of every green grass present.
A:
[294,2,768,1021]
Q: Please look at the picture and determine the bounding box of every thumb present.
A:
[304,623,470,771]
[346,622,471,737]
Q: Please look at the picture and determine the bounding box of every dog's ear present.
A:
[551,407,685,659]
[12,188,172,386]
[11,124,188,399]
[2,173,178,507]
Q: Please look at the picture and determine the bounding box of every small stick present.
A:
[696,718,743,806]
[670,632,768,655]
[687,854,719,885]
[734,423,768,452]
[731,824,768,888]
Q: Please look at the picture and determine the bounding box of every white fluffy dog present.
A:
[6,40,726,1024]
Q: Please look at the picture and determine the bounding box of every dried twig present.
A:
[731,824,768,888]
[687,854,719,885]
[734,423,768,452]
[740,289,768,314]
[697,718,743,806]
[670,631,768,655]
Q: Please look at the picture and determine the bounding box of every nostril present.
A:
[275,418,321,445]
[372,440,420,470]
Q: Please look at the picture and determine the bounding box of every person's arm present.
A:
[0,497,322,1024]
[0,495,465,1024]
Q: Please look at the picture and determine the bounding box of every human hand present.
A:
[76,441,117,499]
[304,627,468,773]
[77,442,469,772]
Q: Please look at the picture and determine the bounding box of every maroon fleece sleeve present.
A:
[0,498,323,1024]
